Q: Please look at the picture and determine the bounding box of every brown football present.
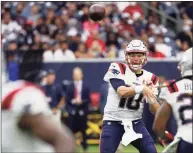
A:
[88,4,106,21]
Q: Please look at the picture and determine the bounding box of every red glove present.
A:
[158,131,174,147]
[158,138,167,147]
[165,131,174,141]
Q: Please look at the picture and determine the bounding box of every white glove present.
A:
[162,138,180,153]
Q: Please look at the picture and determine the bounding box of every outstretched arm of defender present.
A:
[153,101,172,139]
[19,113,76,153]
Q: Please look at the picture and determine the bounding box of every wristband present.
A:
[135,85,144,94]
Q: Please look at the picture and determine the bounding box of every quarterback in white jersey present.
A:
[2,79,76,152]
[153,48,193,153]
[103,62,159,121]
[100,40,160,153]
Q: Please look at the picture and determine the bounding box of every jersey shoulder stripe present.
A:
[116,62,126,74]
[2,82,44,110]
[2,88,23,110]
[166,80,179,93]
[151,74,159,85]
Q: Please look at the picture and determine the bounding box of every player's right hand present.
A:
[142,86,157,102]
[158,138,167,147]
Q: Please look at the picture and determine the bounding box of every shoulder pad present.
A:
[116,62,126,74]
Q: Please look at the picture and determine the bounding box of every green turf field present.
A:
[77,144,164,153]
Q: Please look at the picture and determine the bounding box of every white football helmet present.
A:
[178,47,192,77]
[125,39,148,71]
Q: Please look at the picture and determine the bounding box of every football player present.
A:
[100,39,160,153]
[153,48,193,153]
[2,58,76,152]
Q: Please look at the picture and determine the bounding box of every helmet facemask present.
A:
[125,52,147,71]
[125,39,148,72]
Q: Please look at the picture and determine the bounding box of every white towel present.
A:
[121,120,142,146]
[162,137,180,153]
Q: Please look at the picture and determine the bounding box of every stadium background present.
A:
[2,1,192,152]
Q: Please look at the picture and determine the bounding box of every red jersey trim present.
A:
[151,74,159,85]
[116,62,126,74]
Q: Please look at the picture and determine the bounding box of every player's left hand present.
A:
[158,131,174,147]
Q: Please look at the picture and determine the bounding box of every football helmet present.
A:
[178,47,192,77]
[125,39,148,71]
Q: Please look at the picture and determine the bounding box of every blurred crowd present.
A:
[2,2,192,61]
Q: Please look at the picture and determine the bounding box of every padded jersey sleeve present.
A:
[11,87,52,117]
[159,80,179,100]
[104,62,125,82]
[159,85,169,100]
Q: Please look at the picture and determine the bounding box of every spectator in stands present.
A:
[106,44,117,59]
[28,4,41,26]
[54,40,76,61]
[155,34,173,57]
[88,40,105,58]
[42,69,65,123]
[13,2,26,27]
[17,20,35,50]
[43,42,55,62]
[106,32,120,49]
[2,12,22,44]
[118,12,137,39]
[86,30,106,53]
[75,43,91,59]
[123,2,144,18]
[176,40,191,59]
[67,28,81,52]
[1,1,193,60]
[148,43,166,58]
[118,41,128,59]
[83,18,100,37]
[133,12,147,36]
[176,24,192,48]
[65,67,90,153]
[7,41,18,51]
[31,34,42,50]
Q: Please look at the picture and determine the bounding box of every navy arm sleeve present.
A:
[110,78,126,91]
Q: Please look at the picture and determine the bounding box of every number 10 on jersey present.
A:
[118,93,144,110]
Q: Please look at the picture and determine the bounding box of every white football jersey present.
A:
[103,62,159,121]
[161,79,192,144]
[2,80,55,152]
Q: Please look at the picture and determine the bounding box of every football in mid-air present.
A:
[88,4,106,21]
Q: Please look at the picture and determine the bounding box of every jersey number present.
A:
[178,94,193,125]
[119,94,143,110]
